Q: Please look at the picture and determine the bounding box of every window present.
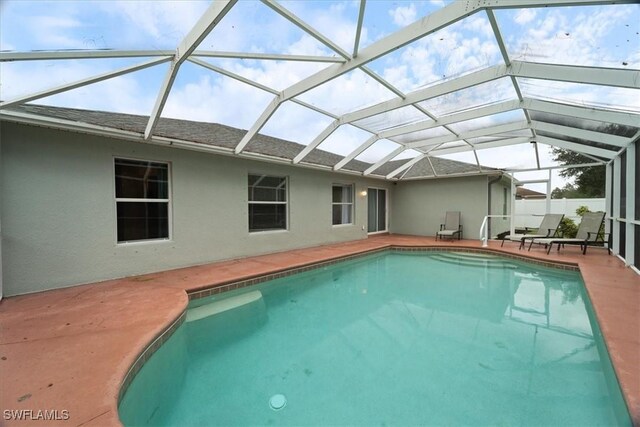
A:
[248,174,287,232]
[115,158,170,243]
[332,184,353,225]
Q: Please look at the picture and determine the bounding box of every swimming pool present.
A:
[119,250,631,426]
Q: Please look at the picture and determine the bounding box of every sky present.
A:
[1,0,639,191]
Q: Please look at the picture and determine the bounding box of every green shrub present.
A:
[558,217,578,238]
[575,205,590,217]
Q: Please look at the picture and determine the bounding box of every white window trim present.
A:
[113,156,172,245]
[332,183,354,226]
[248,173,289,233]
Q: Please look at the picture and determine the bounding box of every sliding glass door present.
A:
[367,188,387,233]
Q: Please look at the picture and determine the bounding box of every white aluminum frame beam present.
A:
[353,0,367,58]
[625,142,636,265]
[145,0,237,139]
[293,120,342,163]
[531,121,630,148]
[333,136,379,171]
[612,155,621,253]
[237,0,633,156]
[192,51,343,63]
[335,96,520,173]
[406,121,529,149]
[190,57,390,148]
[379,99,521,139]
[343,64,508,124]
[236,0,487,152]
[235,97,281,154]
[278,0,628,101]
[509,61,640,89]
[489,0,637,7]
[430,137,531,156]
[189,58,278,94]
[0,49,343,63]
[339,60,636,130]
[0,50,174,61]
[364,146,405,175]
[188,58,339,119]
[524,98,640,127]
[0,57,171,109]
[504,162,603,172]
[261,0,350,59]
[536,135,617,159]
[386,154,426,179]
[486,9,538,141]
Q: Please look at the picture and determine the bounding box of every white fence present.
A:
[514,198,606,228]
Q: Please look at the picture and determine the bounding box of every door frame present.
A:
[367,187,389,235]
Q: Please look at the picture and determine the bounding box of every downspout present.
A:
[487,173,503,239]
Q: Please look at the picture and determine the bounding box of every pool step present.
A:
[427,252,519,269]
[186,290,263,322]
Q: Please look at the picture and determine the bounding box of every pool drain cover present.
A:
[269,394,287,411]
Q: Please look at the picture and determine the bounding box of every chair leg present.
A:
[547,243,552,255]
[528,240,534,251]
[501,239,505,247]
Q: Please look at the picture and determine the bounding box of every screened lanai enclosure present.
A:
[0,0,638,288]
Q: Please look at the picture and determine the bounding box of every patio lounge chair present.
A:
[436,211,462,240]
[501,213,564,249]
[528,211,608,255]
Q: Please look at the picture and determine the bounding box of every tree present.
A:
[550,147,605,198]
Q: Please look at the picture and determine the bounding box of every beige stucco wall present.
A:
[389,175,490,239]
[0,122,392,296]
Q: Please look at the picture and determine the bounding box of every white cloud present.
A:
[162,72,273,129]
[100,1,209,48]
[0,59,161,114]
[514,9,536,25]
[27,15,84,48]
[260,101,334,145]
[296,68,398,116]
[316,125,374,158]
[507,5,638,68]
[389,4,417,27]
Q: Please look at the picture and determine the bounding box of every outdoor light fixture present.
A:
[360,190,367,197]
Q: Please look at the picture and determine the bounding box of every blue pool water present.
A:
[119,251,631,426]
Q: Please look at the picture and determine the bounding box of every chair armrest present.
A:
[439,224,445,231]
[586,232,601,242]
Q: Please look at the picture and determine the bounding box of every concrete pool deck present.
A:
[1,235,638,426]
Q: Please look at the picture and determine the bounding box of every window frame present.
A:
[113,156,172,245]
[331,183,355,227]
[248,173,289,233]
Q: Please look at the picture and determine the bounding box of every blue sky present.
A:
[1,0,638,187]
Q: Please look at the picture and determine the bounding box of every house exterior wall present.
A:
[389,175,489,239]
[0,122,392,296]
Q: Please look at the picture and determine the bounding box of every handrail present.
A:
[479,214,511,247]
